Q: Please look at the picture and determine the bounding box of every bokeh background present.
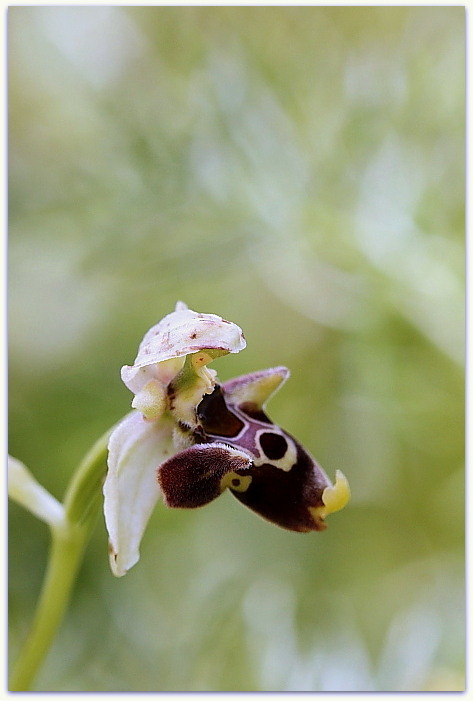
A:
[8,6,465,692]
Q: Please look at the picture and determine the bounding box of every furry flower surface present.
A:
[103,302,349,576]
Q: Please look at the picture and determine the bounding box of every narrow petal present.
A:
[8,455,65,528]
[103,411,174,576]
[222,367,289,411]
[157,442,252,509]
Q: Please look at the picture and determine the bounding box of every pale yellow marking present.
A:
[191,351,213,369]
[253,429,297,472]
[309,470,350,525]
[191,352,215,391]
[322,470,350,514]
[132,379,166,420]
[220,472,252,493]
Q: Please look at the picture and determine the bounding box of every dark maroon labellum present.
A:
[157,369,331,532]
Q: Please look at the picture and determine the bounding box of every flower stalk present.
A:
[8,431,110,691]
[9,522,87,691]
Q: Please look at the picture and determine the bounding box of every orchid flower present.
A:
[103,302,350,577]
[8,302,351,691]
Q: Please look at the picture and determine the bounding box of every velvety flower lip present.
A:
[103,301,349,577]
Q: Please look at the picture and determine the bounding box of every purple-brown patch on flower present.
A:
[157,442,252,508]
[103,304,350,577]
[197,386,245,437]
[229,440,330,532]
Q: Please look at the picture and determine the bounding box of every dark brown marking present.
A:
[167,383,176,411]
[197,386,244,437]
[232,478,240,487]
[259,432,288,460]
[238,402,273,425]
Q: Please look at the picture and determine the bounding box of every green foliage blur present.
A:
[8,6,464,692]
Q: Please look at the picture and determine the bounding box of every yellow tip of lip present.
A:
[321,470,350,517]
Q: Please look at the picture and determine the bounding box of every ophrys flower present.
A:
[103,302,349,576]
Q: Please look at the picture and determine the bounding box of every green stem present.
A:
[9,524,87,691]
[9,430,110,692]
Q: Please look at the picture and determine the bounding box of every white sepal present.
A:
[103,411,175,577]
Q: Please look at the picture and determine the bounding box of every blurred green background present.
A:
[8,6,464,692]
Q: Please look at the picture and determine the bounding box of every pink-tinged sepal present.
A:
[157,443,252,509]
[221,367,289,417]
